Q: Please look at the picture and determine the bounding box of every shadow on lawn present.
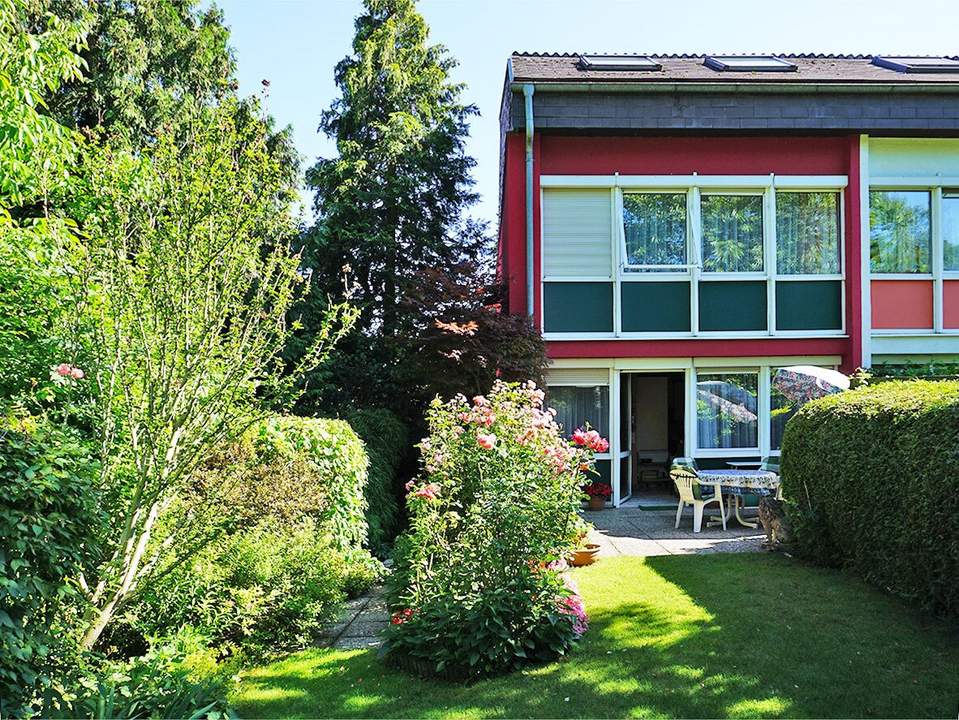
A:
[233,555,959,719]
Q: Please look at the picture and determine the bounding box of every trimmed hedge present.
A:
[347,408,409,553]
[781,380,959,616]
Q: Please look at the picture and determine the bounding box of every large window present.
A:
[701,194,764,273]
[547,385,609,441]
[696,372,758,450]
[944,192,959,272]
[622,192,687,271]
[869,190,931,273]
[776,192,841,275]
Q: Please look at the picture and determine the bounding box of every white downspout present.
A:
[523,83,535,318]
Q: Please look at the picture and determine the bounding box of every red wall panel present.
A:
[539,136,850,176]
[942,280,959,329]
[871,280,934,329]
[547,338,850,359]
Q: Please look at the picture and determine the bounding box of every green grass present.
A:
[231,554,959,718]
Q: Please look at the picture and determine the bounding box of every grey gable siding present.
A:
[508,90,959,132]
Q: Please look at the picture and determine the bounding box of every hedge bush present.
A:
[347,408,409,553]
[781,380,959,616]
[0,416,102,717]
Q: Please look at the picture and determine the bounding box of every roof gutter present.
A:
[510,80,959,94]
[523,83,535,319]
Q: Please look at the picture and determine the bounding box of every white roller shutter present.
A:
[543,189,613,278]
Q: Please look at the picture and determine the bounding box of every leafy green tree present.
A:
[72,102,357,650]
[42,0,233,137]
[298,0,485,414]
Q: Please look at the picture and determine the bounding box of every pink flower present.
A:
[472,395,488,407]
[557,593,588,637]
[405,480,416,492]
[476,433,497,450]
[571,428,589,446]
[413,483,440,500]
[391,608,414,625]
[55,363,72,377]
[583,430,609,453]
[70,367,84,379]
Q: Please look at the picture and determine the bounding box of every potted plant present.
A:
[584,482,611,511]
[569,525,601,566]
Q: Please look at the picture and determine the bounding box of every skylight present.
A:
[704,55,797,72]
[579,55,661,71]
[872,56,959,73]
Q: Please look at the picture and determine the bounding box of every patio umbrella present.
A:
[772,366,850,404]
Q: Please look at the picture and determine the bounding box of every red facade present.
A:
[499,134,864,370]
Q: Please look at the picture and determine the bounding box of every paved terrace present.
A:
[584,507,765,557]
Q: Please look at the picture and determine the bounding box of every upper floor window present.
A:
[944,191,959,271]
[622,192,687,271]
[701,194,764,273]
[776,191,841,275]
[869,190,931,273]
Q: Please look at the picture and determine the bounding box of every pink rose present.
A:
[571,428,589,446]
[414,483,440,500]
[476,433,497,450]
[70,367,84,379]
[56,363,72,377]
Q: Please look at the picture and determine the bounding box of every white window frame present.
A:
[693,367,763,457]
[619,189,695,274]
[868,180,959,336]
[539,175,848,340]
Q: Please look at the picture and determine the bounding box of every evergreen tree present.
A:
[300,0,514,416]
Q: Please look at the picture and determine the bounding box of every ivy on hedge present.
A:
[781,380,959,617]
[252,416,370,550]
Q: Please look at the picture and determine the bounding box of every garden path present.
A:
[585,507,765,557]
[317,586,388,650]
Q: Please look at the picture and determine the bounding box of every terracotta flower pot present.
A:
[569,543,601,567]
[588,495,607,511]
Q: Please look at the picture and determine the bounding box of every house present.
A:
[496,53,959,506]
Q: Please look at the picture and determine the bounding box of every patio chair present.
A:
[669,460,725,533]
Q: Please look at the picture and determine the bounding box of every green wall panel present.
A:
[776,280,842,331]
[698,281,767,331]
[543,282,613,333]
[621,282,691,332]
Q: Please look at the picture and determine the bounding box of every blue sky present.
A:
[218,0,958,224]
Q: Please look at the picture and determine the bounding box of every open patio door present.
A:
[618,374,632,505]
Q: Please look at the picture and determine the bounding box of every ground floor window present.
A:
[695,372,759,450]
[546,385,610,439]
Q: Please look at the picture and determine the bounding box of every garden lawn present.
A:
[231,554,959,719]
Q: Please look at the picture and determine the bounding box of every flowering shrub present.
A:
[385,380,601,678]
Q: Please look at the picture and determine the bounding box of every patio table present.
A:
[697,469,780,528]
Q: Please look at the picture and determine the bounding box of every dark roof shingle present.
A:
[510,53,959,85]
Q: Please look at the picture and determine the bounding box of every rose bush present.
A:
[385,380,602,678]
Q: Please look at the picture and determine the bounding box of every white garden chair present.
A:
[670,459,725,533]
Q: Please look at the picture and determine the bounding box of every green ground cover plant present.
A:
[232,554,959,719]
